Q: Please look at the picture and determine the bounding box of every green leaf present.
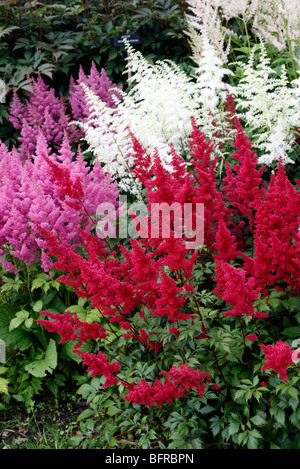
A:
[274,408,285,426]
[107,405,120,417]
[25,339,57,378]
[0,366,8,375]
[228,421,240,436]
[9,310,29,331]
[247,436,259,449]
[250,415,266,426]
[108,49,118,60]
[287,387,299,400]
[31,276,47,291]
[0,304,33,351]
[0,377,9,395]
[33,300,43,312]
[282,326,300,337]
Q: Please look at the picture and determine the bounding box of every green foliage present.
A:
[0,259,85,410]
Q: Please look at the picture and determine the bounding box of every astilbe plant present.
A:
[77,41,236,196]
[234,42,300,166]
[0,132,119,272]
[37,118,300,422]
[8,64,121,155]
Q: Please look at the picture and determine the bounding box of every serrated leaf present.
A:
[31,277,46,291]
[24,318,33,329]
[25,339,57,378]
[228,421,240,436]
[33,300,43,312]
[234,389,246,400]
[247,436,258,449]
[0,304,33,351]
[274,408,285,426]
[250,415,266,426]
[9,316,25,331]
[287,387,299,400]
[0,377,9,394]
[107,405,120,417]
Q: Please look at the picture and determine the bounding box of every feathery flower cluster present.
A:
[253,0,300,59]
[8,64,120,155]
[213,261,265,318]
[187,0,300,66]
[69,61,121,123]
[9,74,71,157]
[37,310,119,388]
[186,0,233,64]
[234,42,300,165]
[125,363,210,408]
[260,340,295,381]
[0,132,118,271]
[241,161,300,295]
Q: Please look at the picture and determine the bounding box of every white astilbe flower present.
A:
[192,30,236,159]
[234,42,300,165]
[185,0,232,64]
[119,42,200,167]
[253,0,300,67]
[194,29,234,110]
[75,84,142,198]
[217,0,259,21]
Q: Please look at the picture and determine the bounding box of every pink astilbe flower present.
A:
[8,90,25,129]
[69,62,121,123]
[0,133,119,271]
[9,74,73,155]
[260,340,294,382]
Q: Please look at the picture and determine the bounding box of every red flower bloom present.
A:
[245,334,258,342]
[260,340,294,382]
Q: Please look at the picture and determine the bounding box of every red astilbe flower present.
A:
[38,310,108,345]
[37,310,117,388]
[222,118,265,224]
[124,378,182,408]
[244,161,300,294]
[224,90,238,129]
[125,363,210,408]
[213,260,266,318]
[188,118,228,251]
[213,219,241,262]
[153,270,191,322]
[41,152,84,210]
[260,340,294,382]
[75,350,120,388]
[245,334,258,342]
